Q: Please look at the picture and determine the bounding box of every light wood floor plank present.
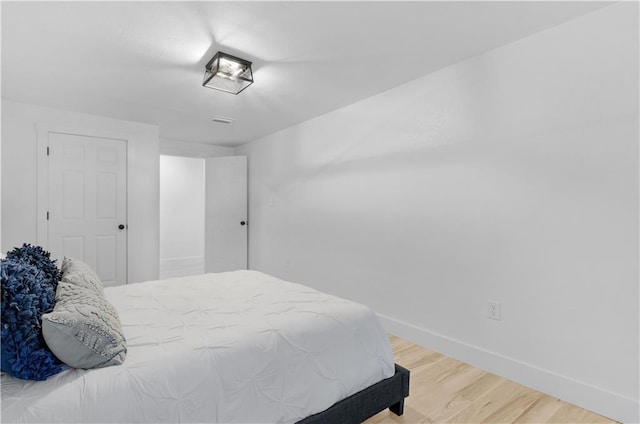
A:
[511,395,564,423]
[442,380,538,423]
[364,336,618,424]
[548,403,618,424]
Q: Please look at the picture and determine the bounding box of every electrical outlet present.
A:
[488,301,501,321]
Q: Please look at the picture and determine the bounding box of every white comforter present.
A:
[2,270,395,423]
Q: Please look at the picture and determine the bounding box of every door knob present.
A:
[240,221,246,226]
[118,224,125,230]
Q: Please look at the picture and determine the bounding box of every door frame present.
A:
[36,123,130,281]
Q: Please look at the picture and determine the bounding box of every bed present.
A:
[2,269,409,423]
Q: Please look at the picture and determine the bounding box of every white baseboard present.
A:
[159,256,205,280]
[378,314,639,424]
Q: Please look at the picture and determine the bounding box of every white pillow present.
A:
[60,257,104,294]
[42,281,126,369]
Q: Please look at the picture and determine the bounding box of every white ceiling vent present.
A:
[212,115,235,124]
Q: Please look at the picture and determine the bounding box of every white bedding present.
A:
[1,270,394,423]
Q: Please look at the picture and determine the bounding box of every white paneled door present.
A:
[205,156,247,272]
[47,133,127,286]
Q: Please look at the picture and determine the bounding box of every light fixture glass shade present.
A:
[203,52,254,94]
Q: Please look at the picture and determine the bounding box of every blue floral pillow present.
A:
[1,246,65,380]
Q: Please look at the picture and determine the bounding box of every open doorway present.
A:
[159,155,205,279]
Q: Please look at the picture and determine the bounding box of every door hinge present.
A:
[47,146,50,156]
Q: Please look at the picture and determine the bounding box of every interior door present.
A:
[205,156,247,272]
[47,132,127,286]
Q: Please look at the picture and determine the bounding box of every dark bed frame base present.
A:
[297,364,410,424]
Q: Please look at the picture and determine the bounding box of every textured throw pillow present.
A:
[42,281,126,369]
[1,257,65,380]
[60,257,104,294]
[6,244,62,287]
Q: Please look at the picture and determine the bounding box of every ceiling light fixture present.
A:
[202,51,254,95]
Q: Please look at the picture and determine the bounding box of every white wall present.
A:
[160,138,233,158]
[236,4,639,423]
[0,101,2,253]
[0,0,3,253]
[159,155,205,279]
[1,100,160,283]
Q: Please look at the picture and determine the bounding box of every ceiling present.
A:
[1,1,610,147]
